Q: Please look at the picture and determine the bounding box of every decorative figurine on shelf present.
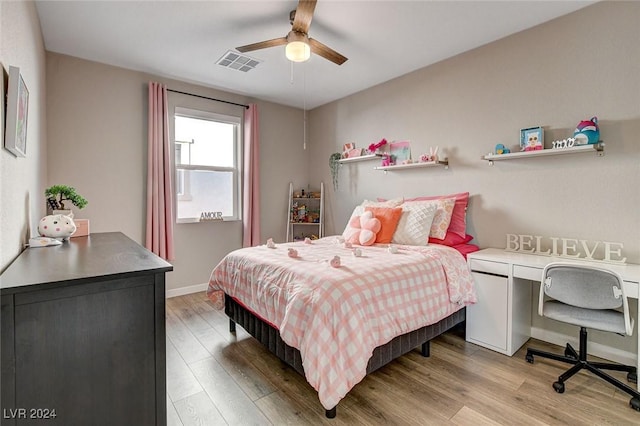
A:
[419,146,439,162]
[573,116,600,145]
[429,146,439,162]
[297,205,307,222]
[494,144,511,155]
[552,138,576,149]
[381,154,394,167]
[368,138,388,155]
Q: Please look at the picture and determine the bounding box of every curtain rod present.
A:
[167,89,249,109]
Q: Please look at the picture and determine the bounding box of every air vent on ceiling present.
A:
[216,50,261,72]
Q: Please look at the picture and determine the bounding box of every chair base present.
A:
[526,328,640,412]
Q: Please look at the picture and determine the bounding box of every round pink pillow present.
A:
[343,211,381,246]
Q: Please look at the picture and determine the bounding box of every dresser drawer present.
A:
[513,265,543,281]
[469,259,509,276]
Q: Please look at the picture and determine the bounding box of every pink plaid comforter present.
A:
[207,237,476,410]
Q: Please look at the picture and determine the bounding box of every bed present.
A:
[207,235,477,418]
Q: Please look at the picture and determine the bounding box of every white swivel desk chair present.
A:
[525,262,640,411]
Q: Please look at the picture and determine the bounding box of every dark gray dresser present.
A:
[0,232,172,425]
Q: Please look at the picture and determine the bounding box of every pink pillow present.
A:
[451,243,480,259]
[430,232,473,246]
[342,211,381,246]
[404,192,469,238]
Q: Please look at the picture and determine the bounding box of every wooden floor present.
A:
[166,292,640,425]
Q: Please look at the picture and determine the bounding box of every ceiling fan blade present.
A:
[309,38,348,65]
[291,0,317,34]
[236,37,287,53]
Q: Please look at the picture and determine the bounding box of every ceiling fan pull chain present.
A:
[290,61,295,85]
[303,64,307,150]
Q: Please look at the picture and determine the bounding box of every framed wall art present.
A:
[520,126,543,152]
[389,140,411,163]
[4,66,29,157]
[0,64,4,151]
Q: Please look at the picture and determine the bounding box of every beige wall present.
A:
[0,1,47,272]
[45,53,308,290]
[308,1,640,354]
[310,1,640,261]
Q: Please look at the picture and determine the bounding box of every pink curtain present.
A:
[146,82,175,260]
[243,104,261,247]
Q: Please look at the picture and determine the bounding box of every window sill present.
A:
[176,217,240,224]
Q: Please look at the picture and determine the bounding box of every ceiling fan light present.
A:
[285,40,310,62]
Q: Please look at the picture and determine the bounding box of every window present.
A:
[174,107,241,223]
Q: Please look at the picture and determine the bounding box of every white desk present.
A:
[466,248,640,388]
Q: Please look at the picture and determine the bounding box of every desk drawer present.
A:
[469,259,508,276]
[513,265,543,281]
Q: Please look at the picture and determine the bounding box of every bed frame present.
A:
[224,294,466,418]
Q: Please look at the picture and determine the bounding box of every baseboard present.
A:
[166,283,208,298]
[531,326,635,366]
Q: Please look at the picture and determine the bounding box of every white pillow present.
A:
[392,202,438,246]
[404,198,455,240]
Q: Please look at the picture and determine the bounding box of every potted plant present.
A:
[329,152,342,191]
[45,185,88,213]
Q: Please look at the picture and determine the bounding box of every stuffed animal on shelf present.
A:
[495,144,511,155]
[420,146,439,162]
[38,212,76,241]
[381,154,394,167]
[573,116,600,145]
[343,211,381,246]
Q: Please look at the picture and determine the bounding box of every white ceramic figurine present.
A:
[38,212,76,241]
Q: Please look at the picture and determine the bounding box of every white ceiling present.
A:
[35,0,596,109]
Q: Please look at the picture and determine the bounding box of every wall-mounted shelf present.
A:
[482,143,605,165]
[374,158,449,173]
[338,153,382,164]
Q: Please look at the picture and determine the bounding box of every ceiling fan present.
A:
[236,0,348,65]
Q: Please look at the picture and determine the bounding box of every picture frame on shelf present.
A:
[389,140,411,163]
[520,126,543,152]
[4,66,29,157]
[342,142,363,159]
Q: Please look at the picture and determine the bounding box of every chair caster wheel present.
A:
[630,397,640,411]
[525,354,534,364]
[553,381,565,393]
[627,371,637,384]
